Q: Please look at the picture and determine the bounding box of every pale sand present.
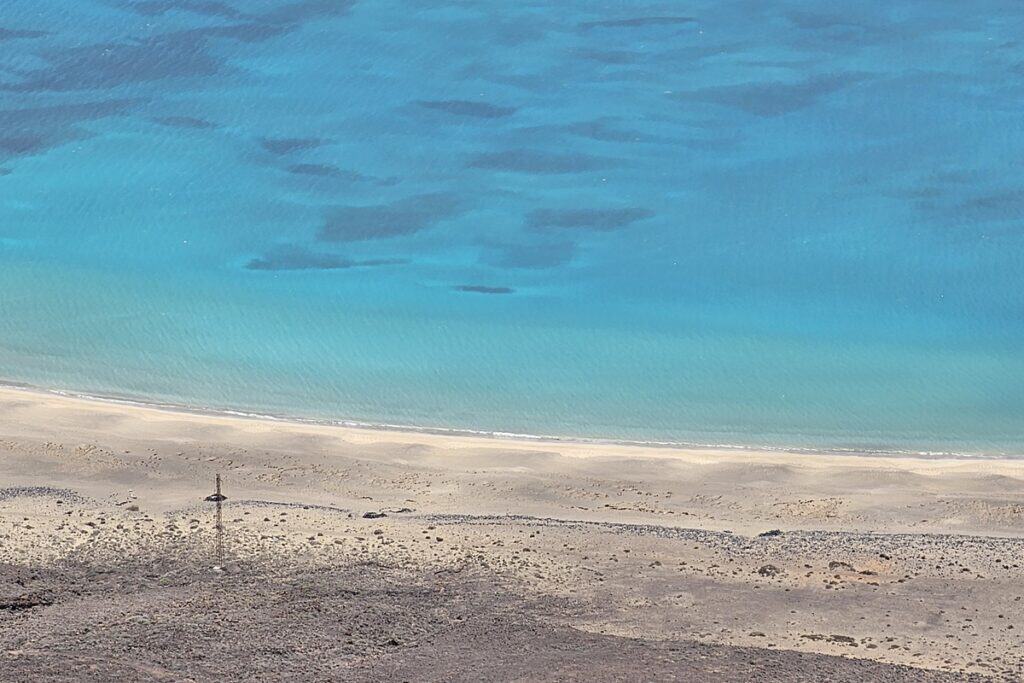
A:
[0,385,1021,681]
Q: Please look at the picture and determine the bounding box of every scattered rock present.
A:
[828,561,855,572]
[757,565,783,578]
[802,633,858,647]
[0,595,53,611]
[829,635,858,646]
[363,511,387,519]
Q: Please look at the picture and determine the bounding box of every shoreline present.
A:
[2,379,1018,461]
[2,375,1023,679]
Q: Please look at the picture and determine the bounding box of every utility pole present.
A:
[205,473,227,562]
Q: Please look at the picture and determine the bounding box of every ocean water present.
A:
[0,0,1022,454]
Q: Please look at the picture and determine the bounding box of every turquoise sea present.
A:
[0,1,1022,454]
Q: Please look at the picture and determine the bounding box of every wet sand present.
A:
[0,386,1021,681]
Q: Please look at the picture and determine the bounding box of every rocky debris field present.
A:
[0,552,992,683]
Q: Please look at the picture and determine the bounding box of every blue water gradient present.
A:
[1,1,1022,453]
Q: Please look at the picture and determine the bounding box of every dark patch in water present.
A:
[672,73,866,117]
[3,0,361,92]
[6,33,222,92]
[188,23,289,43]
[787,12,861,31]
[784,11,884,48]
[0,99,139,159]
[262,0,357,26]
[468,149,614,174]
[564,120,655,143]
[890,168,1024,239]
[527,207,653,232]
[953,190,1024,222]
[127,0,249,20]
[152,116,217,129]
[318,193,462,242]
[485,241,575,269]
[0,135,55,156]
[454,285,514,295]
[128,0,353,25]
[573,49,643,65]
[491,19,549,47]
[915,190,1024,237]
[417,100,517,119]
[0,100,141,129]
[3,1,348,94]
[579,16,696,30]
[261,137,326,155]
[286,163,368,181]
[515,120,660,145]
[246,245,407,271]
[0,168,12,176]
[0,27,48,40]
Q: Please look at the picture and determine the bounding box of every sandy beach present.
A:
[0,385,1021,681]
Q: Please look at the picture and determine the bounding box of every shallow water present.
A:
[0,1,1022,454]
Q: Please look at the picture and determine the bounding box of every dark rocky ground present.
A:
[0,555,991,682]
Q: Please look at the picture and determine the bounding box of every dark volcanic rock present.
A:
[0,594,53,611]
[0,558,983,683]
